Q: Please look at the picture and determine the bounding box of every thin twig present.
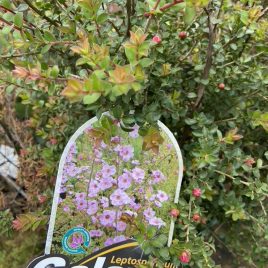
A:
[179,41,198,61]
[108,20,122,36]
[214,117,237,124]
[159,0,184,12]
[185,199,192,243]
[215,170,251,186]
[259,201,267,216]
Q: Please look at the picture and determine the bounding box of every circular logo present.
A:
[62,227,90,255]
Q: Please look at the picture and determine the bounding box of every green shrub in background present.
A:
[0,0,267,267]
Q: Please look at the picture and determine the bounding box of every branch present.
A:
[144,0,161,32]
[108,20,122,36]
[125,0,132,37]
[0,5,35,30]
[215,170,251,186]
[23,0,59,27]
[0,17,22,31]
[145,0,184,32]
[0,51,41,59]
[194,8,215,109]
[159,0,184,12]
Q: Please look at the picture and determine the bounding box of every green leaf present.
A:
[2,26,12,35]
[0,0,12,8]
[17,4,29,12]
[44,30,56,42]
[41,44,51,54]
[76,57,89,66]
[139,58,154,68]
[83,93,101,104]
[159,248,170,260]
[240,10,249,25]
[184,4,196,25]
[96,13,108,24]
[124,45,137,65]
[50,65,59,78]
[13,12,23,28]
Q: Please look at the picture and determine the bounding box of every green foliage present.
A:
[0,210,13,238]
[0,0,268,267]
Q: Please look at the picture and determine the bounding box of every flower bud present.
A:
[192,213,200,222]
[170,208,180,218]
[152,35,161,44]
[179,250,191,263]
[192,188,201,198]
[38,195,47,204]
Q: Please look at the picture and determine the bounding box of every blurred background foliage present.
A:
[0,0,267,267]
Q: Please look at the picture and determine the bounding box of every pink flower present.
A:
[152,35,161,44]
[167,143,173,150]
[75,192,86,201]
[113,235,127,244]
[129,124,139,138]
[118,173,132,189]
[70,235,84,249]
[101,164,116,177]
[100,196,109,208]
[99,210,116,227]
[143,208,155,220]
[115,221,127,232]
[86,200,99,216]
[76,199,87,211]
[192,188,202,198]
[179,250,191,264]
[63,206,70,212]
[156,190,169,202]
[99,177,115,190]
[117,145,134,162]
[90,230,103,237]
[149,217,165,228]
[151,170,165,184]
[104,237,114,247]
[110,189,131,206]
[111,136,121,144]
[131,167,145,183]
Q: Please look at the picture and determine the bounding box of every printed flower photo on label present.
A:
[48,115,182,262]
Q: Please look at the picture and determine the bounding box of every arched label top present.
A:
[41,114,183,266]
